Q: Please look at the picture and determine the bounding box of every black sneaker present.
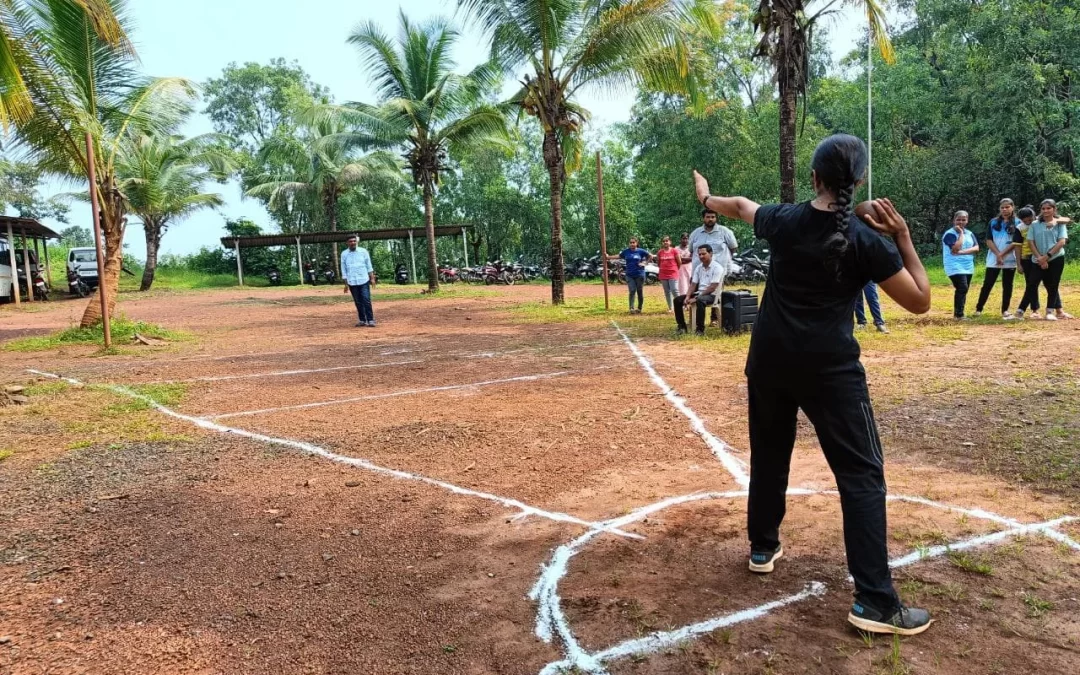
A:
[748,545,783,573]
[848,601,933,636]
[676,327,687,335]
[694,329,705,336]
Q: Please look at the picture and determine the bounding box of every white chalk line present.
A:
[80,338,619,386]
[611,321,750,487]
[533,489,1079,674]
[207,366,618,420]
[146,358,424,383]
[26,370,640,540]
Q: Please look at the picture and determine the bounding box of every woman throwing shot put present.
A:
[692,134,933,636]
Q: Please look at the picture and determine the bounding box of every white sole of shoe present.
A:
[847,613,934,636]
[748,546,783,573]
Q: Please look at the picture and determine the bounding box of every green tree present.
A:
[0,0,129,130]
[751,0,892,202]
[310,12,508,292]
[0,159,69,222]
[456,0,723,304]
[58,225,92,247]
[11,0,195,326]
[245,115,402,233]
[202,59,330,232]
[116,132,233,290]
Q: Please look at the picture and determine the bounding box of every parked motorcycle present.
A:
[728,248,770,282]
[19,269,49,301]
[437,264,459,284]
[67,268,90,297]
[395,263,410,285]
[304,259,318,285]
[321,256,337,284]
[267,266,282,286]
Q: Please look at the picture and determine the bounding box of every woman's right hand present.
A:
[862,198,911,239]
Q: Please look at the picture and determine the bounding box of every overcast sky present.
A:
[34,1,887,260]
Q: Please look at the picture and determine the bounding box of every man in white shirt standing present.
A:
[688,209,737,326]
[689,209,738,275]
[674,244,724,335]
[341,235,376,327]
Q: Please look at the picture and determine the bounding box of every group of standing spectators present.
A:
[943,198,1071,321]
[611,209,738,333]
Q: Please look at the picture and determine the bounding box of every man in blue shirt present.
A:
[341,235,376,327]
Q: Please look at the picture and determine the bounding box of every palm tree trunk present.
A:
[777,8,798,204]
[543,129,566,305]
[422,181,439,292]
[79,192,125,327]
[140,223,161,291]
[778,76,797,203]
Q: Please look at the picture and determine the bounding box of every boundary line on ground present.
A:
[207,366,616,420]
[611,321,750,487]
[26,370,640,540]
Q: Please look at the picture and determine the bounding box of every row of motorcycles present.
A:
[299,257,337,285]
[434,258,543,285]
[282,249,771,288]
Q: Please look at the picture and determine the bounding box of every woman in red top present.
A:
[656,236,682,312]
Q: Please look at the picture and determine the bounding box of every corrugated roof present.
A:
[220,225,471,249]
[0,216,62,240]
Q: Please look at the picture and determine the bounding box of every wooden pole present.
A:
[234,239,244,286]
[5,222,19,306]
[20,229,33,303]
[295,236,304,285]
[596,151,610,311]
[408,231,417,284]
[461,226,468,268]
[86,133,111,348]
[41,237,52,289]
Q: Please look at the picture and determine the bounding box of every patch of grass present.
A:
[1023,593,1053,618]
[947,551,994,576]
[22,381,70,396]
[511,297,616,323]
[926,582,967,602]
[4,318,190,352]
[101,383,186,414]
[877,634,912,675]
[898,578,925,602]
[119,267,247,292]
[0,448,13,462]
[66,440,94,450]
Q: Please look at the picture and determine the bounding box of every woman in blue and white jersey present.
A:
[974,198,1020,319]
[941,210,979,319]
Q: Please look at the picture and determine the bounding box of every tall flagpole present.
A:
[867,16,873,200]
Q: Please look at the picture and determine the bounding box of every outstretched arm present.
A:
[862,199,932,315]
[693,170,759,225]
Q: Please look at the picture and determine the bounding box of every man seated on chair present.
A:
[675,244,724,335]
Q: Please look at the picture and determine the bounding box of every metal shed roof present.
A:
[0,216,62,240]
[220,225,471,249]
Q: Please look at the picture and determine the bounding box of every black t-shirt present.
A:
[745,202,904,379]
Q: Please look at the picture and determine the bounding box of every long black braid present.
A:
[812,135,868,281]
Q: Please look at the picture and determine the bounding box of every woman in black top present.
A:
[693,134,933,636]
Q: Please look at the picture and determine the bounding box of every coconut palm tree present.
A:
[752,1,893,202]
[10,0,194,326]
[116,132,233,291]
[306,12,508,293]
[246,115,402,234]
[456,0,721,304]
[0,0,130,130]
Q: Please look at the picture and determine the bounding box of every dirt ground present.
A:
[1,282,1079,674]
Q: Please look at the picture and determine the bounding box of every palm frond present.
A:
[348,19,410,101]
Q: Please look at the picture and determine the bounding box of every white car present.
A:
[67,247,99,288]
